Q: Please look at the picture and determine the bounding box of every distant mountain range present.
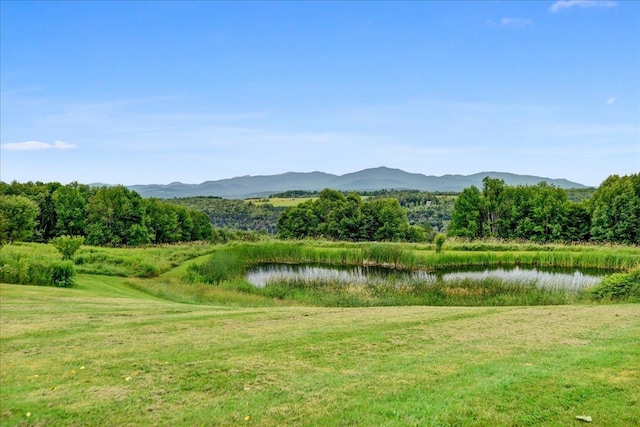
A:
[127,167,588,199]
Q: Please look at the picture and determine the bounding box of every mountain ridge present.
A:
[127,167,589,199]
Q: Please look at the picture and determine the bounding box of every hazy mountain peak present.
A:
[127,168,588,199]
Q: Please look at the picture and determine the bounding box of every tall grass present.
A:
[0,243,74,287]
[73,242,217,277]
[189,242,638,283]
[186,241,638,306]
[250,276,576,307]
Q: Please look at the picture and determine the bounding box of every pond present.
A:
[246,263,605,291]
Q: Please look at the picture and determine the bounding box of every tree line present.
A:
[0,182,213,246]
[276,189,427,242]
[448,174,639,245]
[3,173,636,247]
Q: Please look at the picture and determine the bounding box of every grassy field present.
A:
[246,197,317,207]
[1,242,639,426]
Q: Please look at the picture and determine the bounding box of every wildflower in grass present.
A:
[245,415,251,421]
[26,412,31,417]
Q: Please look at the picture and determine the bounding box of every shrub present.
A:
[435,233,446,254]
[51,235,85,260]
[0,256,74,287]
[49,261,75,287]
[590,269,640,302]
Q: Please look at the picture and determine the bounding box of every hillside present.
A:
[128,167,588,199]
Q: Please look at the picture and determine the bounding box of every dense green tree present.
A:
[276,189,422,242]
[0,181,216,246]
[86,186,152,246]
[175,205,194,241]
[0,195,40,244]
[558,203,591,242]
[144,198,181,244]
[590,174,640,245]
[528,183,569,243]
[481,177,506,237]
[0,181,61,241]
[372,198,410,241]
[189,210,214,241]
[448,186,483,239]
[52,183,90,237]
[448,178,595,243]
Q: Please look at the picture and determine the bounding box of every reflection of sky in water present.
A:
[439,268,602,291]
[246,264,603,291]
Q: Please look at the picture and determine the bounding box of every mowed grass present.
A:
[1,275,639,426]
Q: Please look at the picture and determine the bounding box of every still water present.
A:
[246,264,605,291]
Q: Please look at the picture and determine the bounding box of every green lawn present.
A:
[1,272,638,426]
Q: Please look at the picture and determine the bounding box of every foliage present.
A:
[52,182,90,236]
[86,186,152,246]
[0,195,40,245]
[565,187,596,202]
[448,186,482,238]
[0,182,214,246]
[368,190,456,233]
[449,178,591,243]
[589,174,640,245]
[71,243,217,277]
[277,189,425,242]
[590,269,640,302]
[168,196,284,233]
[51,235,85,260]
[434,233,446,253]
[0,246,75,287]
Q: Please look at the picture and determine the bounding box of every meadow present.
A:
[245,197,318,207]
[1,240,639,426]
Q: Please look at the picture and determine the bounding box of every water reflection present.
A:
[246,264,604,291]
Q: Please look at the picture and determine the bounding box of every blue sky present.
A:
[1,1,638,187]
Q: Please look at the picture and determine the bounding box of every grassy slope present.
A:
[1,272,639,426]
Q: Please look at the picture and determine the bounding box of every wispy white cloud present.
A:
[550,1,617,13]
[606,96,617,105]
[52,140,78,149]
[2,140,78,151]
[486,18,532,28]
[500,18,532,28]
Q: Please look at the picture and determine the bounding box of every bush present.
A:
[435,233,446,254]
[51,235,85,260]
[49,261,75,287]
[0,255,75,287]
[590,269,640,302]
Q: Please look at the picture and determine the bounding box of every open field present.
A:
[245,197,318,207]
[1,241,639,426]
